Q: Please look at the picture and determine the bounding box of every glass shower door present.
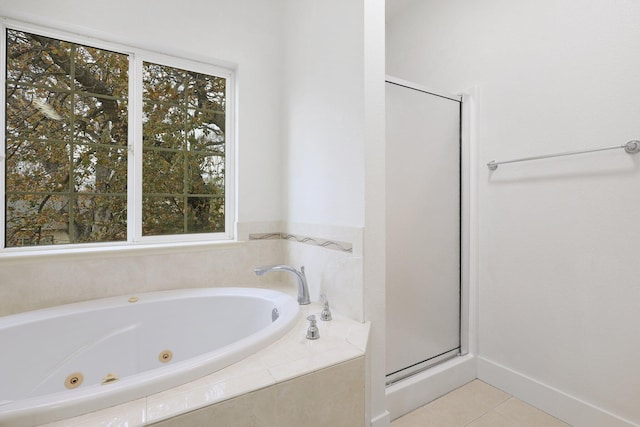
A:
[385,78,461,384]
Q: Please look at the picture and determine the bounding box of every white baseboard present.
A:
[385,354,477,421]
[370,410,390,427]
[477,357,637,427]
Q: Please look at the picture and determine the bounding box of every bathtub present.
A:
[0,287,299,426]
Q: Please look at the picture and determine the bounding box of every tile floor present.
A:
[391,380,571,427]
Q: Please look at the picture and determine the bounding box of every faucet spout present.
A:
[254,264,311,305]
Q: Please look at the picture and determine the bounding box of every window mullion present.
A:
[0,25,6,249]
[129,54,142,243]
[68,43,76,244]
[183,74,189,234]
[225,72,235,239]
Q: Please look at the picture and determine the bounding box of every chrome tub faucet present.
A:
[254,265,311,305]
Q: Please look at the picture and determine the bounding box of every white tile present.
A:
[150,387,277,427]
[275,357,365,426]
[282,223,365,322]
[256,332,316,368]
[494,398,571,427]
[392,380,511,427]
[346,321,371,351]
[268,346,364,382]
[258,304,366,382]
[40,398,147,427]
[466,410,518,427]
[313,314,354,340]
[391,381,573,427]
[237,220,282,240]
[146,369,275,423]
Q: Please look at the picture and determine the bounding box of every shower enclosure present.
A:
[385,77,462,385]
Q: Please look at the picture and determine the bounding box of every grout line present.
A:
[492,397,573,427]
[463,399,511,426]
[461,381,513,426]
[464,408,511,426]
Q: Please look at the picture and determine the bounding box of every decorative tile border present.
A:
[249,232,353,253]
[248,232,282,240]
[281,233,353,253]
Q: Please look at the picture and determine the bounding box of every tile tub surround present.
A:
[282,223,364,322]
[247,222,364,322]
[0,238,284,317]
[41,301,370,427]
[150,357,365,427]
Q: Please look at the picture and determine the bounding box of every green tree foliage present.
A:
[142,62,226,236]
[5,30,226,247]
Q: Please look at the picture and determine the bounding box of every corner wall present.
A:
[280,0,367,320]
[387,1,640,425]
[281,1,388,425]
[364,0,388,425]
[281,0,365,227]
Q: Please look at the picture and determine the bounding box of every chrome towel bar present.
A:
[487,140,640,170]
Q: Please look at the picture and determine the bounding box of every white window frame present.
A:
[0,20,236,255]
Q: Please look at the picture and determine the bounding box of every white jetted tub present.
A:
[0,287,299,426]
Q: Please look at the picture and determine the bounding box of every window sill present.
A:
[0,240,246,264]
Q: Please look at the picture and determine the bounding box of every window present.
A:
[2,26,234,250]
[142,63,226,236]
[5,30,129,247]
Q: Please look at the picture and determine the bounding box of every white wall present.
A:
[364,1,388,425]
[0,0,287,315]
[280,0,368,314]
[1,0,285,223]
[282,0,365,227]
[281,3,390,424]
[387,0,640,425]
